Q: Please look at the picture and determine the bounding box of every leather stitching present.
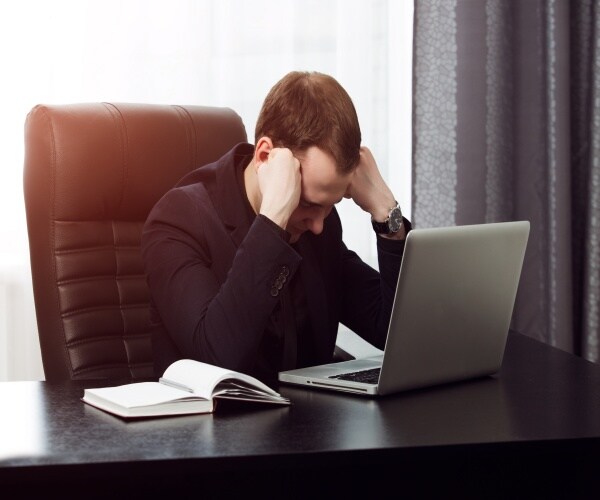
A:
[174,105,197,172]
[102,103,129,214]
[66,332,151,349]
[57,275,146,286]
[39,105,75,379]
[61,303,148,319]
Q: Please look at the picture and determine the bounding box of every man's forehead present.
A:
[301,171,351,204]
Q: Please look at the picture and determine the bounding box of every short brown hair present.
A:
[254,71,361,174]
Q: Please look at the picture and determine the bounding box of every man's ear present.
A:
[254,136,274,167]
[343,169,356,198]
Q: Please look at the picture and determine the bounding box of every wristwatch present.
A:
[371,202,403,235]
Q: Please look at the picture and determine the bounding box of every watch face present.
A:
[388,207,403,232]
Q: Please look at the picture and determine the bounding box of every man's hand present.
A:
[348,146,405,239]
[257,148,302,229]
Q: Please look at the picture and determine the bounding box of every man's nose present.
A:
[307,215,325,235]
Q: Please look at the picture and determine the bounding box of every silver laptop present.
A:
[279,221,530,396]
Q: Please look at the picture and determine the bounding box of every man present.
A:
[142,71,410,386]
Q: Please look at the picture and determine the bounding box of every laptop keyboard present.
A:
[328,367,381,384]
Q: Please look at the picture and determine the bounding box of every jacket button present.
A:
[270,287,279,297]
[281,266,290,277]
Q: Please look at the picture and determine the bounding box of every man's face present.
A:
[286,146,352,243]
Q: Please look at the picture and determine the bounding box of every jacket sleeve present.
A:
[141,187,302,373]
[340,217,411,349]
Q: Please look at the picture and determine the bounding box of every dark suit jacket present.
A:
[141,143,409,383]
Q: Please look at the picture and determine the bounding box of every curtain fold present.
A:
[413,0,600,362]
[573,0,600,361]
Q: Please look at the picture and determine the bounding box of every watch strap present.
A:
[371,202,403,234]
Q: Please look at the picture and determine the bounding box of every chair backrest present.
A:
[24,103,247,382]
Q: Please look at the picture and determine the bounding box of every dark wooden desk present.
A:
[1,332,599,498]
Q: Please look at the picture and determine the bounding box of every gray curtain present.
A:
[412,0,600,363]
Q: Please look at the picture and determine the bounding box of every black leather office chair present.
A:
[24,103,247,381]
